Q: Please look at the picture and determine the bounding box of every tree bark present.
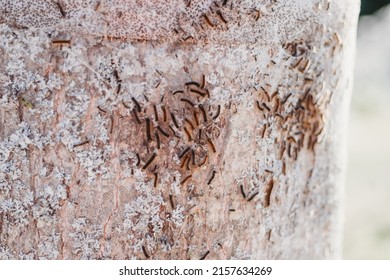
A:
[0,0,359,259]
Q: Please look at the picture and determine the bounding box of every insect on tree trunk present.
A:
[0,0,359,259]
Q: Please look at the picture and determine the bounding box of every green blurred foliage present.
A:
[361,0,390,15]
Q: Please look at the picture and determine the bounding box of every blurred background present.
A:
[343,0,390,259]
[360,0,390,15]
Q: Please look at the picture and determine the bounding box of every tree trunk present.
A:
[0,0,359,259]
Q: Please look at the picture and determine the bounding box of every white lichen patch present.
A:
[69,217,102,259]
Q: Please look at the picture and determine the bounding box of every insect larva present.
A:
[262,102,271,111]
[191,150,195,165]
[302,88,311,101]
[261,123,267,138]
[203,14,214,27]
[306,95,314,109]
[253,9,260,21]
[142,94,149,103]
[287,136,296,143]
[279,145,286,160]
[183,204,196,214]
[186,154,191,170]
[142,153,157,170]
[247,191,259,202]
[266,230,272,241]
[56,1,66,17]
[295,102,305,112]
[95,1,101,11]
[307,135,312,149]
[170,112,179,128]
[183,35,194,41]
[260,87,270,102]
[97,106,107,113]
[113,69,120,81]
[184,118,195,130]
[200,74,206,89]
[116,83,122,94]
[169,125,179,138]
[310,136,317,151]
[133,109,141,124]
[281,93,292,104]
[315,126,324,136]
[155,131,161,149]
[110,115,114,134]
[193,111,199,126]
[213,105,221,120]
[180,175,192,185]
[179,147,190,159]
[240,185,246,199]
[199,250,210,260]
[265,169,273,174]
[153,172,158,188]
[199,104,207,122]
[150,164,158,173]
[185,81,201,88]
[122,102,131,109]
[207,138,216,153]
[153,105,159,121]
[264,179,274,207]
[145,118,151,141]
[157,126,170,138]
[300,59,311,73]
[181,98,195,107]
[304,77,313,82]
[52,40,71,45]
[291,57,303,69]
[287,142,292,158]
[142,245,150,259]
[198,128,202,141]
[73,140,89,148]
[180,154,190,169]
[162,105,167,122]
[205,89,210,98]
[216,10,228,24]
[132,97,141,112]
[184,127,192,141]
[169,194,175,209]
[294,146,298,160]
[275,113,284,120]
[273,99,280,112]
[326,1,331,11]
[155,69,162,76]
[282,162,286,175]
[190,88,206,97]
[136,153,140,166]
[256,101,263,111]
[173,90,184,95]
[198,155,208,167]
[229,209,236,212]
[297,139,303,150]
[207,170,216,185]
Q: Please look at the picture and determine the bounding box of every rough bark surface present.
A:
[0,0,359,259]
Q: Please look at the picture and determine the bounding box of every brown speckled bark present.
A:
[0,0,359,259]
